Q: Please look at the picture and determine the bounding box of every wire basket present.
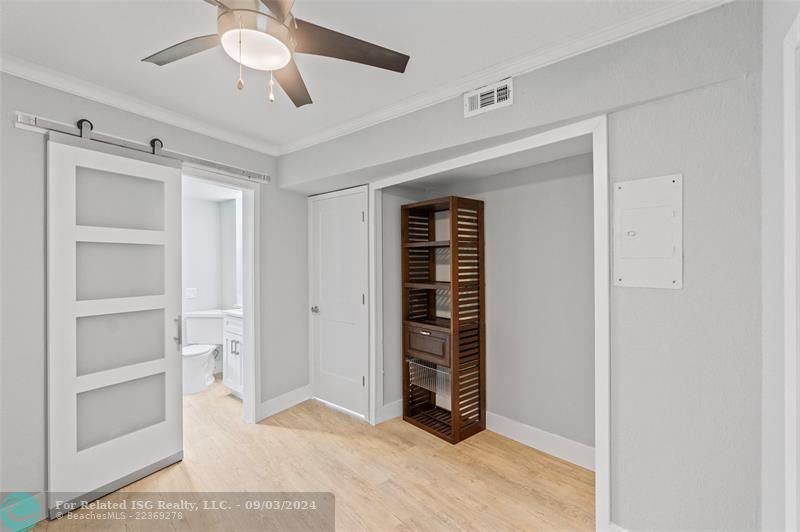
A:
[408,359,451,394]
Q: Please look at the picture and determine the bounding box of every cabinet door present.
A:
[223,331,243,395]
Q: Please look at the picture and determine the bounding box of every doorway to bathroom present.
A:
[180,169,261,424]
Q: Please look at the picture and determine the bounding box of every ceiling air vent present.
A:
[464,78,513,118]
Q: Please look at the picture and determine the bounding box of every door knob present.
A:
[310,306,320,314]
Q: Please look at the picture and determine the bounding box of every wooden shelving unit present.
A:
[401,196,485,444]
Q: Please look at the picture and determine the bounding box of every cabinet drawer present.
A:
[224,316,243,334]
[404,325,450,367]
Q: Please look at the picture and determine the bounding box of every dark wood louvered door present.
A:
[401,197,485,443]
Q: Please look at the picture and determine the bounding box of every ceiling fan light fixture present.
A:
[220,28,291,71]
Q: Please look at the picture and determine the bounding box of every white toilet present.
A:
[182,312,224,394]
[182,344,216,394]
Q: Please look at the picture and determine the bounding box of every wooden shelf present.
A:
[402,196,452,212]
[403,317,451,333]
[405,407,453,439]
[404,281,451,290]
[401,196,485,444]
[403,240,450,248]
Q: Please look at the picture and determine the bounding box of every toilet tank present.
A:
[184,311,224,345]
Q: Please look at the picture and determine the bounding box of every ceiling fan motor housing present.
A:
[217,1,295,54]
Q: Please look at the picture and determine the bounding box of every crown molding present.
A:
[0,54,280,156]
[1,0,730,158]
[277,0,732,155]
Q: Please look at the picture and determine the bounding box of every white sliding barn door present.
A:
[47,134,182,517]
[310,186,369,418]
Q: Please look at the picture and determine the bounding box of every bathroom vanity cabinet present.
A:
[223,311,244,398]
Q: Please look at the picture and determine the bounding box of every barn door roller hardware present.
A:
[15,111,271,184]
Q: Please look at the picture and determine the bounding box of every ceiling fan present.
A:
[142,0,410,107]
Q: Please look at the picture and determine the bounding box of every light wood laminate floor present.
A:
[38,380,594,531]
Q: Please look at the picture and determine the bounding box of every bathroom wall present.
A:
[219,198,242,309]
[182,197,223,312]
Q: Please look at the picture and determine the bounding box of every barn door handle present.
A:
[173,315,182,347]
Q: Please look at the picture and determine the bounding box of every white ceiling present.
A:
[2,0,692,154]
[183,175,242,201]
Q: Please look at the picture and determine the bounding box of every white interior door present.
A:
[310,186,369,417]
[47,134,182,517]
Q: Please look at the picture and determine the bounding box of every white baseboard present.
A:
[258,384,312,420]
[375,400,402,424]
[486,411,595,471]
[312,397,366,421]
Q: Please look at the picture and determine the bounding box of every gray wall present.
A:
[761,1,800,529]
[448,156,595,447]
[608,72,760,530]
[259,183,308,400]
[380,187,429,407]
[283,3,762,529]
[182,197,223,312]
[0,73,309,496]
[219,198,241,309]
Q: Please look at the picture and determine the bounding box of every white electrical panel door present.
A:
[613,174,683,289]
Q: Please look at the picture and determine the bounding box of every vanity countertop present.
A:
[184,309,225,318]
[223,308,243,318]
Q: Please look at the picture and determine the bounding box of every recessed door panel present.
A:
[76,166,165,230]
[76,309,165,376]
[76,242,164,300]
[77,373,166,451]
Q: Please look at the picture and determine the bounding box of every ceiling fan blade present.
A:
[293,19,409,73]
[260,0,294,22]
[274,58,312,107]
[142,34,221,66]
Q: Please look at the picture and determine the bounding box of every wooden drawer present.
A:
[404,325,451,367]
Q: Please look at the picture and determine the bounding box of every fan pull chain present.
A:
[236,18,244,91]
[269,71,275,103]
